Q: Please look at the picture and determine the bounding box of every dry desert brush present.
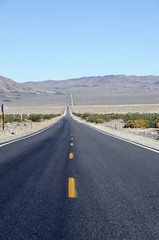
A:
[73,112,159,128]
[1,113,60,123]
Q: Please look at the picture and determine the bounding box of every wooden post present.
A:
[1,104,5,130]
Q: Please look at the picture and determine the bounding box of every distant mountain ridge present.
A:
[0,75,43,96]
[23,75,159,92]
[1,75,159,99]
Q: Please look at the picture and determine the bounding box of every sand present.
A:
[71,104,159,114]
[5,105,65,115]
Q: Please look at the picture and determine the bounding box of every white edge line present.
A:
[74,119,159,154]
[0,118,63,148]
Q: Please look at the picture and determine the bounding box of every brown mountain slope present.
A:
[23,75,159,92]
[0,76,44,96]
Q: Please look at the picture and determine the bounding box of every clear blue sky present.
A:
[0,0,159,82]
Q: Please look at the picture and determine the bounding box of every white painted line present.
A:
[70,93,74,106]
[0,118,62,148]
[96,128,159,154]
[75,119,159,154]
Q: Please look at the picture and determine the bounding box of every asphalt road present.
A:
[0,107,159,239]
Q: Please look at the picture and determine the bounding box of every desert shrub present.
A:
[73,112,159,128]
[0,113,60,123]
[156,122,159,128]
[150,118,159,128]
[22,114,29,121]
[81,113,90,120]
[124,120,136,128]
[124,119,151,128]
[29,114,43,122]
[86,116,97,122]
[42,114,52,120]
[95,118,106,124]
[4,114,21,123]
[4,115,13,123]
[137,120,150,128]
[28,113,60,122]
[73,112,92,120]
[13,114,21,122]
[73,112,82,117]
[42,114,60,120]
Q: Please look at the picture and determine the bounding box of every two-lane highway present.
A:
[0,107,159,239]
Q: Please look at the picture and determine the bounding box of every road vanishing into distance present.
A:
[0,106,159,240]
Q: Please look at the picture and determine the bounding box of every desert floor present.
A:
[71,104,159,114]
[5,105,65,115]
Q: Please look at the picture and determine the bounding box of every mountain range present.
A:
[0,75,43,96]
[23,75,159,92]
[1,75,159,97]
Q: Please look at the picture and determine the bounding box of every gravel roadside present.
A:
[73,115,159,151]
[0,114,64,144]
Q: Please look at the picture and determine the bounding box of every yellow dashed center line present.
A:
[69,153,74,159]
[68,128,76,198]
[68,178,76,198]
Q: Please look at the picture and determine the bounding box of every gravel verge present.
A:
[0,113,65,144]
[73,115,159,151]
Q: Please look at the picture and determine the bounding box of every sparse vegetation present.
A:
[28,114,60,122]
[0,113,60,123]
[124,120,151,128]
[1,114,21,123]
[156,122,159,128]
[42,114,60,120]
[95,118,106,124]
[73,112,159,128]
[28,114,42,122]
